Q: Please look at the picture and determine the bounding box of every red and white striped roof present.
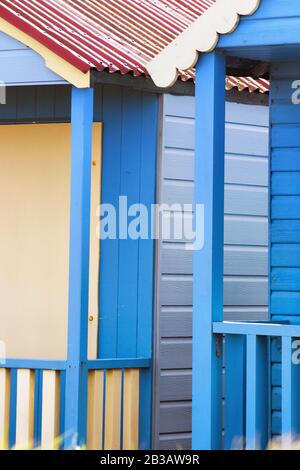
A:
[0,0,269,93]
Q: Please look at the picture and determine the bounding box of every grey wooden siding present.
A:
[154,95,269,450]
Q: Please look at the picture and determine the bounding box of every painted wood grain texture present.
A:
[0,369,10,449]
[270,60,300,437]
[123,369,139,450]
[99,88,157,360]
[15,370,35,449]
[86,371,104,450]
[155,93,269,449]
[104,370,122,450]
[41,371,60,450]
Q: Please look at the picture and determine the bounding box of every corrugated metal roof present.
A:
[0,0,269,93]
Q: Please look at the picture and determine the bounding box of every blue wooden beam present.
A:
[87,358,151,370]
[213,321,300,337]
[64,86,94,449]
[192,52,226,450]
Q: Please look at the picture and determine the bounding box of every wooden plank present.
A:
[64,87,94,448]
[224,335,245,450]
[193,52,225,450]
[88,123,102,359]
[272,220,300,243]
[0,369,10,449]
[272,244,300,267]
[271,292,300,315]
[272,148,300,172]
[104,370,122,450]
[123,369,139,450]
[281,336,293,446]
[281,336,300,447]
[41,371,60,450]
[86,371,104,450]
[246,335,268,450]
[99,86,123,358]
[15,369,35,449]
[272,267,300,291]
[273,172,300,195]
[160,403,191,434]
[117,89,142,358]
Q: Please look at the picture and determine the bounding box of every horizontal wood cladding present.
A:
[155,95,269,450]
[270,61,300,437]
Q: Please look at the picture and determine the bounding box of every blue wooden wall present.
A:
[0,84,158,362]
[218,0,300,61]
[270,61,300,437]
[99,88,158,360]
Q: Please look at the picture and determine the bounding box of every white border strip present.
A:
[148,0,261,88]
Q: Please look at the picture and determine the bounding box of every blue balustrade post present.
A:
[64,86,94,449]
[192,52,226,450]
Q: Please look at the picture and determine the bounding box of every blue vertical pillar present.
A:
[64,86,94,448]
[192,52,226,450]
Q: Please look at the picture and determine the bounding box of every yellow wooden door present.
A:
[0,123,101,360]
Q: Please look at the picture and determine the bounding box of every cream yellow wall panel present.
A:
[41,371,60,450]
[0,123,102,360]
[15,369,34,449]
[0,369,10,449]
[123,369,139,450]
[104,370,122,450]
[88,124,102,359]
[86,370,104,450]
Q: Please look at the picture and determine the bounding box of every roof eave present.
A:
[147,0,261,88]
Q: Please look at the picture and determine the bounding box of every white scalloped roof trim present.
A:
[148,0,261,88]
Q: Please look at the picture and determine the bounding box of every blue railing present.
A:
[213,321,300,449]
[0,358,151,450]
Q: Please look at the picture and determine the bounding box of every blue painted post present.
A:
[224,335,246,449]
[64,86,94,449]
[246,335,268,450]
[192,52,226,450]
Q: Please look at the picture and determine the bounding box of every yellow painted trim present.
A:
[88,123,102,359]
[41,371,60,450]
[104,370,122,450]
[15,369,35,449]
[86,371,104,450]
[123,369,139,450]
[0,17,90,88]
[0,369,10,450]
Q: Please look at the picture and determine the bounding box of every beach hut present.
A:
[0,0,271,451]
[149,0,300,450]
